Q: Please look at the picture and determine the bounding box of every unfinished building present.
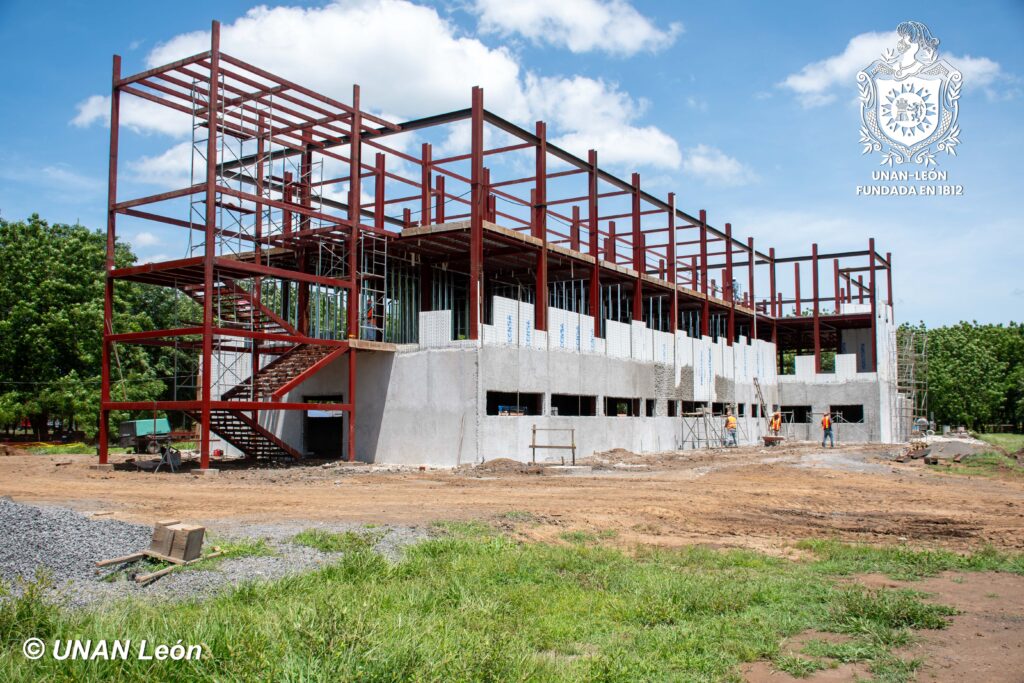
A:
[97,21,904,469]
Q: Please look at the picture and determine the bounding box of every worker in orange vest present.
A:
[770,410,782,436]
[821,411,834,448]
[724,411,738,447]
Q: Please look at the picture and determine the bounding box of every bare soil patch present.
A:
[0,443,1020,557]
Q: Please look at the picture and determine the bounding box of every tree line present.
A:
[0,215,196,440]
[900,321,1024,431]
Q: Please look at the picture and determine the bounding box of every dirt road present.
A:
[2,443,1021,554]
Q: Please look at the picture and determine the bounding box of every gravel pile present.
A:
[0,498,429,608]
[0,497,151,589]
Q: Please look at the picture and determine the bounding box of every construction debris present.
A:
[95,519,216,585]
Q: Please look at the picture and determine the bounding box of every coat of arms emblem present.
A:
[858,21,961,166]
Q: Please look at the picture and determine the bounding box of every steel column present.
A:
[869,237,877,372]
[435,174,445,224]
[699,209,709,337]
[468,87,484,339]
[631,172,642,321]
[886,251,893,308]
[199,21,221,470]
[534,121,547,331]
[794,263,801,316]
[374,152,385,231]
[812,243,821,373]
[347,84,362,339]
[725,222,734,346]
[833,258,841,313]
[99,54,121,466]
[747,236,755,338]
[668,193,678,332]
[570,205,580,252]
[587,149,600,336]
[420,142,432,226]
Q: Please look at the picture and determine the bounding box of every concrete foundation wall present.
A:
[210,294,898,465]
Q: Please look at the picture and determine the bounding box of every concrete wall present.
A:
[209,293,897,465]
[776,299,901,444]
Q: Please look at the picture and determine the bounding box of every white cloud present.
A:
[39,164,103,192]
[71,94,192,137]
[127,141,199,187]
[139,252,172,264]
[780,31,896,108]
[130,231,162,247]
[685,96,707,112]
[146,0,529,121]
[681,145,756,186]
[780,30,1016,108]
[525,74,682,169]
[472,0,681,56]
[79,0,687,174]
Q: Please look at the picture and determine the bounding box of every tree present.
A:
[901,321,1023,431]
[0,215,193,440]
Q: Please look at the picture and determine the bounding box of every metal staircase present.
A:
[221,344,339,400]
[189,409,302,460]
[181,276,346,460]
[181,280,297,336]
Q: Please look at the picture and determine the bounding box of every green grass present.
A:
[799,539,1024,580]
[944,452,1024,479]
[976,433,1024,452]
[23,440,196,456]
[290,528,382,553]
[560,530,620,544]
[3,529,1006,682]
[24,442,130,455]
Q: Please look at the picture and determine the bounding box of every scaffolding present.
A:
[681,408,726,449]
[897,327,929,441]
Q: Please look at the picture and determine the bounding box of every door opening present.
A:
[304,394,345,458]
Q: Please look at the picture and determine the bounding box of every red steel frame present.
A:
[99,20,894,468]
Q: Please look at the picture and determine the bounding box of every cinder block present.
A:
[88,463,114,471]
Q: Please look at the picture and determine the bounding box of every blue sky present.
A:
[0,0,1021,325]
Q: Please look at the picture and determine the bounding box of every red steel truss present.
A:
[100,21,893,468]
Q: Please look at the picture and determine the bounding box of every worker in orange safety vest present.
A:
[821,411,834,448]
[724,412,738,447]
[770,411,782,436]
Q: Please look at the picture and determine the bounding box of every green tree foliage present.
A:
[901,321,1024,430]
[0,215,196,439]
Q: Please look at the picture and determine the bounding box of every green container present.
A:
[119,418,171,439]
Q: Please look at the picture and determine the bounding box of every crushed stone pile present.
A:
[0,498,426,608]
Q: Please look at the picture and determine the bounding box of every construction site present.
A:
[91,21,926,471]
[5,8,1024,682]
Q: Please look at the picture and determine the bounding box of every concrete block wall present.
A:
[208,293,894,466]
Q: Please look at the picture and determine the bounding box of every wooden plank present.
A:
[95,552,145,568]
[135,551,224,585]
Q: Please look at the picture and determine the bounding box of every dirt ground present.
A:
[743,570,1024,683]
[2,442,1023,681]
[1,442,1021,555]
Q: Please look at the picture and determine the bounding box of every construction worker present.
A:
[821,411,834,448]
[770,410,782,436]
[724,411,738,447]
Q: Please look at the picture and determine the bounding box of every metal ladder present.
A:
[359,231,388,341]
[753,376,770,426]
